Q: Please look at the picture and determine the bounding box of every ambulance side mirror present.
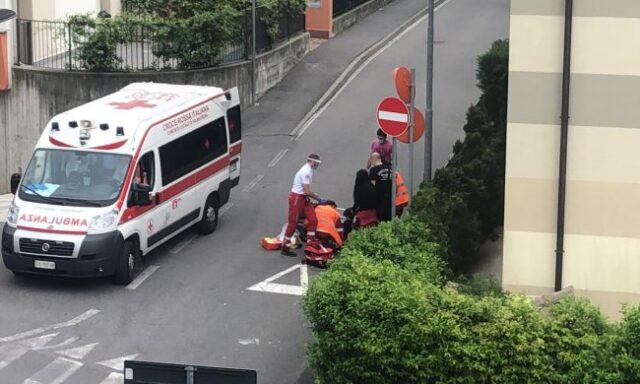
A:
[131,183,152,206]
[10,173,21,195]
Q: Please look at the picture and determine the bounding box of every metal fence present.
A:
[333,0,371,17]
[15,5,305,72]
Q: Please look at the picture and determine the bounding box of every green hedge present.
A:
[339,218,446,283]
[68,0,307,71]
[411,39,508,273]
[305,252,640,383]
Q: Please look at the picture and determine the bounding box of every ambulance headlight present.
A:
[6,203,19,226]
[88,209,118,234]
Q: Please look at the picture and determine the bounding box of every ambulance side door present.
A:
[129,150,169,251]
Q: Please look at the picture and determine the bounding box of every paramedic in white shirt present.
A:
[281,153,322,257]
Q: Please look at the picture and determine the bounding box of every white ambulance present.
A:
[1,83,242,284]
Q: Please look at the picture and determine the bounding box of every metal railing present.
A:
[333,0,371,17]
[15,5,305,72]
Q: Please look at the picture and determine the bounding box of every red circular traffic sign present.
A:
[376,97,409,137]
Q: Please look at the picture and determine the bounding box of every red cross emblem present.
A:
[147,220,154,233]
[109,99,158,110]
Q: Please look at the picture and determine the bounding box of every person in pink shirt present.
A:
[367,129,393,168]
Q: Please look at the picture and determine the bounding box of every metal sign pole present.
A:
[251,0,257,105]
[408,68,416,207]
[391,137,397,219]
[424,0,434,182]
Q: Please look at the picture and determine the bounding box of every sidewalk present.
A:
[244,0,430,135]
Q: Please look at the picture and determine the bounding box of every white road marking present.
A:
[169,234,199,254]
[294,0,455,140]
[97,353,140,371]
[219,202,234,217]
[56,342,98,360]
[242,174,264,193]
[23,357,82,384]
[300,264,309,291]
[247,264,309,297]
[378,111,408,122]
[33,337,79,351]
[0,333,59,370]
[268,149,289,167]
[238,338,260,345]
[126,265,160,290]
[0,309,100,344]
[99,372,124,384]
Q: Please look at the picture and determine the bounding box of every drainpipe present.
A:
[555,0,573,292]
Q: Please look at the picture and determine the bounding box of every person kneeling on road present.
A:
[315,200,344,250]
[282,154,323,257]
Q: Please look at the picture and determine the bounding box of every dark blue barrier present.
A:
[124,360,257,384]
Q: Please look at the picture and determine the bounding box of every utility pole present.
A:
[424,0,434,182]
[251,0,257,105]
[408,68,416,203]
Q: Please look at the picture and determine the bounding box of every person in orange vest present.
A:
[395,171,410,217]
[314,201,344,249]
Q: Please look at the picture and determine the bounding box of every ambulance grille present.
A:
[19,239,74,257]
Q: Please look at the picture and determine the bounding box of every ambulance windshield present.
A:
[19,149,131,207]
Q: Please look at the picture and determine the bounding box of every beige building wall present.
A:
[504,0,640,317]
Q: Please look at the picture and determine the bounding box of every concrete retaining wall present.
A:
[333,0,395,36]
[0,33,309,193]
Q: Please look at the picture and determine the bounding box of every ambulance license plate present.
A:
[35,260,55,270]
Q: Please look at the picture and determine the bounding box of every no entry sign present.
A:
[376,97,409,137]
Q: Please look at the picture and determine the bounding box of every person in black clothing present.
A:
[352,169,377,212]
[368,152,392,222]
[344,169,378,234]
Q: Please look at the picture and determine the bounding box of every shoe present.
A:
[280,245,297,257]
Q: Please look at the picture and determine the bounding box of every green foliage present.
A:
[543,297,622,383]
[455,274,505,298]
[616,305,640,382]
[410,40,508,273]
[304,253,553,383]
[122,0,307,44]
[69,0,307,71]
[68,15,123,71]
[340,218,446,283]
[150,8,240,69]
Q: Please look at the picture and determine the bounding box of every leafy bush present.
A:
[69,0,307,71]
[543,297,621,383]
[304,253,553,383]
[616,305,640,382]
[410,40,508,273]
[68,15,126,71]
[340,218,446,283]
[455,274,505,298]
[150,9,240,69]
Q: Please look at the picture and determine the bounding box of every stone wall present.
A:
[333,0,395,36]
[0,33,309,193]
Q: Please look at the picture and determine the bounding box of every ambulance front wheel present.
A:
[197,194,219,235]
[114,240,137,285]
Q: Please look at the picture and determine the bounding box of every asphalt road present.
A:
[0,1,509,383]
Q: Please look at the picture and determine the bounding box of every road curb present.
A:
[289,1,443,137]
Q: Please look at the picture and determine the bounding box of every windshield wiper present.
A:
[54,198,103,207]
[20,184,66,206]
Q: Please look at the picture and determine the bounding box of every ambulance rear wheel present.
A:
[197,195,219,235]
[114,240,136,285]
